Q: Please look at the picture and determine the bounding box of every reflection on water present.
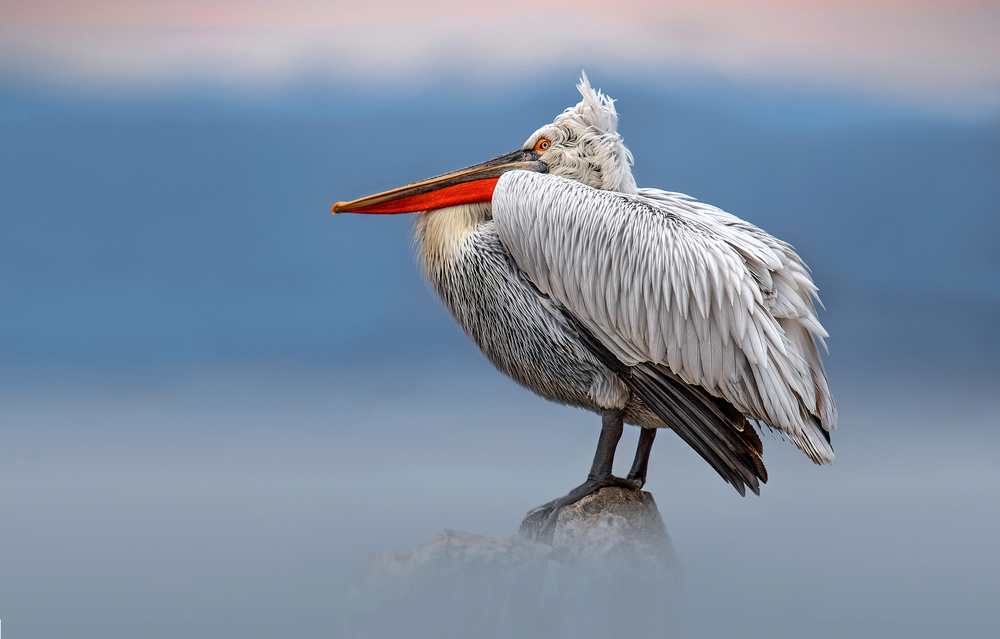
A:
[1,365,998,638]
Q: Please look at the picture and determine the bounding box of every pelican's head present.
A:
[332,73,636,216]
[523,73,638,195]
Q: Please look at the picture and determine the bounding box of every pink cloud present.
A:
[2,0,997,112]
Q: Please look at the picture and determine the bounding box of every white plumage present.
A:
[495,171,835,464]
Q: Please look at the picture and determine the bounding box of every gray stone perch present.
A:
[519,486,678,567]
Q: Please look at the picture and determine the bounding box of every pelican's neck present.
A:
[414,203,491,280]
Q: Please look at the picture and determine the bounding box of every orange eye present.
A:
[534,138,552,152]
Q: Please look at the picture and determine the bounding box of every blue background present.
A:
[2,71,999,636]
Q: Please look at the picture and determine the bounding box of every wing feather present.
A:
[493,171,836,464]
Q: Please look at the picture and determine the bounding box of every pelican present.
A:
[333,75,836,539]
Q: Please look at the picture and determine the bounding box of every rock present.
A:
[344,488,682,638]
[346,531,556,637]
[519,487,679,568]
[350,529,552,597]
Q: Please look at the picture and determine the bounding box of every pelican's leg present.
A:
[625,427,656,488]
[533,408,640,543]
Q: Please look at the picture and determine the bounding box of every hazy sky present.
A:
[2,0,998,111]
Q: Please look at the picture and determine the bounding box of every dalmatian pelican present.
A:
[333,74,836,540]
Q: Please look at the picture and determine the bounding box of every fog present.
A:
[2,364,997,638]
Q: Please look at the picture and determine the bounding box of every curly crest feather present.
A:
[565,72,622,139]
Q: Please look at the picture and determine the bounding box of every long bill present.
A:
[332,149,546,215]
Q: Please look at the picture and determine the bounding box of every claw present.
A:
[624,473,646,489]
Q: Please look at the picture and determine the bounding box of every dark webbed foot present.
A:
[527,411,661,544]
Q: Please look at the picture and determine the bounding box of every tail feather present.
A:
[630,364,766,495]
[627,371,752,494]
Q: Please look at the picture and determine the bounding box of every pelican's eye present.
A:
[534,138,552,153]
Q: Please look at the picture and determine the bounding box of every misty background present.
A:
[2,2,1000,637]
